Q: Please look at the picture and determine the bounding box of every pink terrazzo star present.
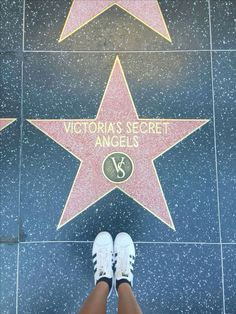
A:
[0,119,16,131]
[59,0,171,42]
[28,57,208,230]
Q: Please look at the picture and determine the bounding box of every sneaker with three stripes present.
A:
[113,232,136,295]
[92,231,114,298]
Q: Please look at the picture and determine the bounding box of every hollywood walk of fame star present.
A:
[59,0,171,42]
[28,56,209,230]
[0,119,16,132]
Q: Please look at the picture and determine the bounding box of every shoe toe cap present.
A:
[114,232,135,253]
[93,231,113,252]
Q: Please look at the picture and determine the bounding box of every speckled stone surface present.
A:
[211,0,236,50]
[214,52,236,243]
[18,243,223,314]
[134,243,223,313]
[0,121,20,242]
[18,243,95,314]
[0,53,21,115]
[25,0,210,51]
[1,0,235,313]
[23,52,214,119]
[0,0,23,51]
[0,53,21,242]
[223,245,236,314]
[0,244,17,314]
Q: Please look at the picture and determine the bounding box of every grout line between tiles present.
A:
[135,241,220,245]
[20,240,223,245]
[15,244,20,314]
[0,49,235,54]
[214,49,236,52]
[208,1,226,313]
[21,49,236,54]
[16,2,25,314]
[23,49,209,53]
[18,11,24,253]
[22,0,25,52]
[15,47,23,314]
[21,241,94,244]
[2,241,235,245]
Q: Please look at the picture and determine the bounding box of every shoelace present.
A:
[96,248,112,276]
[115,248,133,277]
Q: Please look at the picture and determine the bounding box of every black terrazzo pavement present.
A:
[0,1,235,313]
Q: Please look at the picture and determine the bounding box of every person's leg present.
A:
[118,282,142,314]
[78,281,109,314]
[114,233,143,314]
[78,231,114,314]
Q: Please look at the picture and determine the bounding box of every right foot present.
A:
[92,231,113,297]
[114,232,136,295]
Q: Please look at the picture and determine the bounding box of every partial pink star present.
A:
[59,0,171,42]
[0,119,16,131]
[28,56,208,230]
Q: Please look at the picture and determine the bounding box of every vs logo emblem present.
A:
[103,152,134,183]
[111,155,126,179]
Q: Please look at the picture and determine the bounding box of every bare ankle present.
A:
[96,281,110,292]
[118,282,132,293]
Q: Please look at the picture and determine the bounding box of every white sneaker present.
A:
[92,231,114,298]
[114,232,136,295]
